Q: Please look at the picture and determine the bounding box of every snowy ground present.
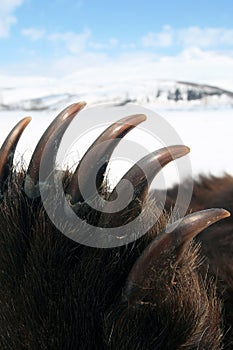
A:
[0,105,232,189]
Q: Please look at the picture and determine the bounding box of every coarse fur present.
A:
[165,174,233,348]
[0,104,232,349]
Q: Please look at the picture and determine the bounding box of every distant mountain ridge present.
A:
[0,80,232,111]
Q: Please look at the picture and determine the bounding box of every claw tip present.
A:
[218,208,231,219]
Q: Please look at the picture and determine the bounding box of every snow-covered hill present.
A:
[0,80,232,111]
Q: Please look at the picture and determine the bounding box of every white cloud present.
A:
[142,26,233,49]
[22,47,232,90]
[142,26,173,48]
[1,46,233,93]
[89,37,118,50]
[48,28,91,54]
[48,29,118,53]
[177,27,233,48]
[0,0,24,37]
[2,22,233,91]
[21,27,45,41]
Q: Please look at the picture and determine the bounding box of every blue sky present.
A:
[0,0,233,86]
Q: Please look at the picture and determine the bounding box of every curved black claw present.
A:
[24,102,86,198]
[99,145,190,228]
[0,117,31,196]
[123,208,230,304]
[66,113,146,206]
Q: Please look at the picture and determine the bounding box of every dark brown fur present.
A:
[164,174,233,349]
[0,109,232,349]
[0,169,231,349]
